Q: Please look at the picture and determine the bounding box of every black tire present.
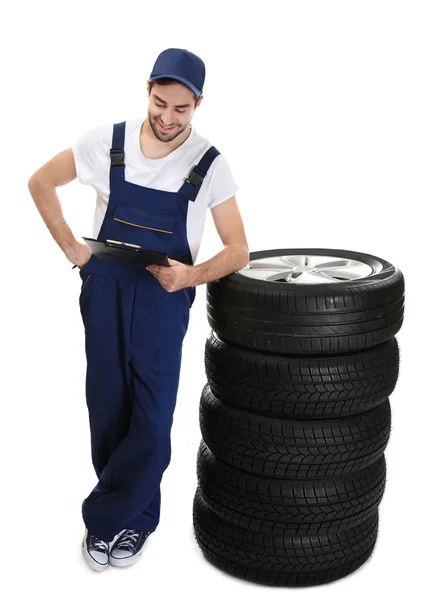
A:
[193,487,378,587]
[205,330,400,419]
[206,248,404,355]
[197,439,386,536]
[200,384,391,479]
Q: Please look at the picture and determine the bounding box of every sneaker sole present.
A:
[81,535,109,571]
[109,548,144,568]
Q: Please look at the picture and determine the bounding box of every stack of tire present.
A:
[193,248,404,587]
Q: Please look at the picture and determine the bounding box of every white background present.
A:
[3,0,435,597]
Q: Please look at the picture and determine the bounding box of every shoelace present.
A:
[91,535,109,552]
[116,529,140,551]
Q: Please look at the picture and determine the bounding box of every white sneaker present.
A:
[81,527,110,571]
[109,529,152,567]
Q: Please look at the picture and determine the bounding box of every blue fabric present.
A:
[78,121,220,541]
[149,48,205,97]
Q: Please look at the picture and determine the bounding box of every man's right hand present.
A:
[67,243,93,269]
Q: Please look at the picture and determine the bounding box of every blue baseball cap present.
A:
[149,48,205,97]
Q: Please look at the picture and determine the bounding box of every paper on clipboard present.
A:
[82,237,171,266]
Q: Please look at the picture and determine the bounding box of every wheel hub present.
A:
[237,254,378,284]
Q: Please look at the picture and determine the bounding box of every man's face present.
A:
[147,80,201,143]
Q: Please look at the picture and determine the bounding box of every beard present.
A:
[148,112,187,143]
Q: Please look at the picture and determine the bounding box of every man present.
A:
[28,48,249,571]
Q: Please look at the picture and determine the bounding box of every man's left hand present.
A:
[146,258,194,292]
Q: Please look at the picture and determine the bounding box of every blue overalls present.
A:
[77,121,220,542]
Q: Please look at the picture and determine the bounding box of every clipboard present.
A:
[82,237,171,266]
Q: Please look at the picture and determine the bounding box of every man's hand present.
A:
[66,243,93,269]
[146,258,194,292]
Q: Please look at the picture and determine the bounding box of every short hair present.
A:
[149,77,201,107]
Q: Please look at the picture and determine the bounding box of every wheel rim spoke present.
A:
[238,254,375,284]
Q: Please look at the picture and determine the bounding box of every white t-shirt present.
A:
[72,117,239,264]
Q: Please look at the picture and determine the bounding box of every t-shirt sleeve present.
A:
[71,124,106,186]
[208,154,239,210]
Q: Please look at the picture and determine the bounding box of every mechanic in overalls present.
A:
[28,48,249,571]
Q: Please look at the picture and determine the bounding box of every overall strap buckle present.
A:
[110,147,125,167]
[185,164,207,188]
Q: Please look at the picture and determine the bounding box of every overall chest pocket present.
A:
[113,204,177,235]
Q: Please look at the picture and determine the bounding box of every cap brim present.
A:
[149,74,202,97]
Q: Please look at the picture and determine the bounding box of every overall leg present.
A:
[81,281,189,541]
[80,274,137,531]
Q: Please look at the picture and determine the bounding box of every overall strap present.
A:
[178,146,221,202]
[110,121,126,188]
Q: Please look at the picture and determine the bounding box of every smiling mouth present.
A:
[158,122,175,131]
